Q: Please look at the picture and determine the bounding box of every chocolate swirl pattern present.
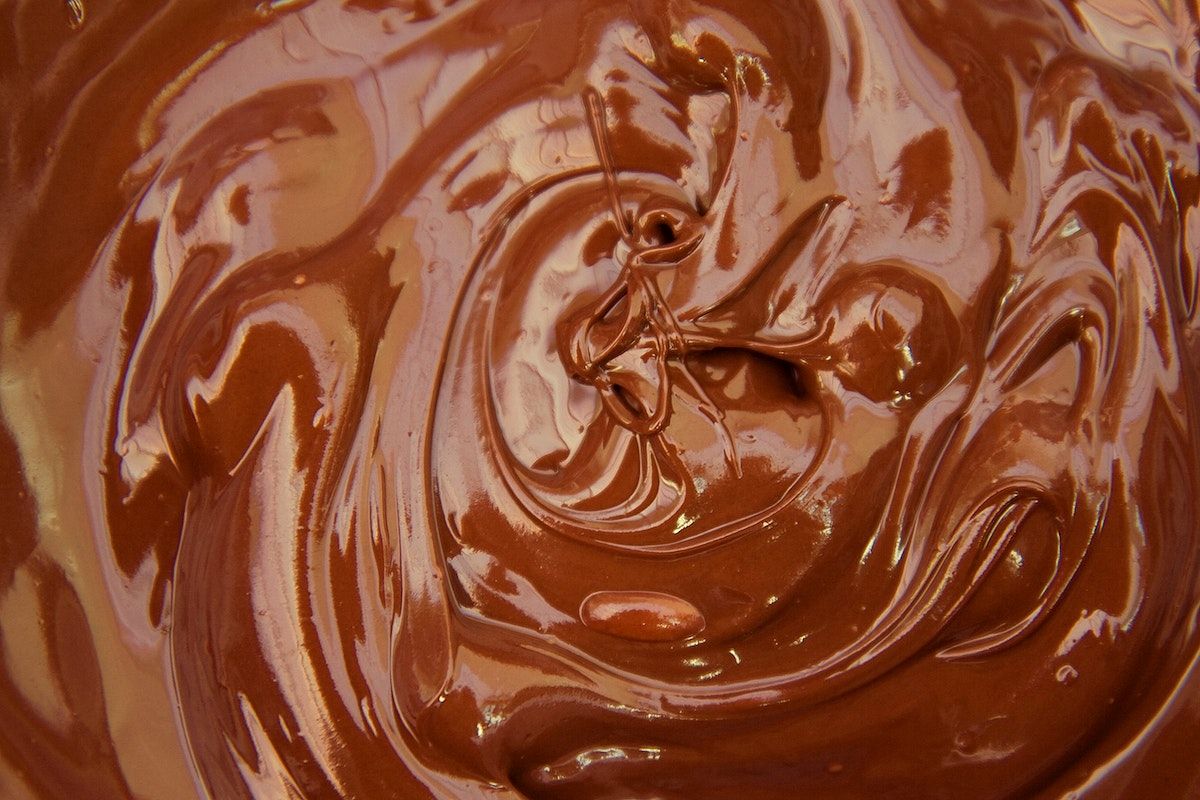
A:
[3,1,1200,798]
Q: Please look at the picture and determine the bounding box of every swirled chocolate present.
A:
[3,1,1200,797]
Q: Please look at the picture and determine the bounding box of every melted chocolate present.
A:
[3,1,1200,797]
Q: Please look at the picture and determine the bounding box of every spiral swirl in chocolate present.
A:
[3,1,1200,798]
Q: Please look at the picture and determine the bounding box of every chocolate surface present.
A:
[3,1,1200,797]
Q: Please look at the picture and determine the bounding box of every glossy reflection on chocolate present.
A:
[3,1,1200,798]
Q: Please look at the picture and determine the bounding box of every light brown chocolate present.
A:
[3,1,1200,797]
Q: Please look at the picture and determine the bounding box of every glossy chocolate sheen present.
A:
[3,1,1200,797]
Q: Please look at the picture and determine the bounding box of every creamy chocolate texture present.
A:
[3,0,1200,797]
